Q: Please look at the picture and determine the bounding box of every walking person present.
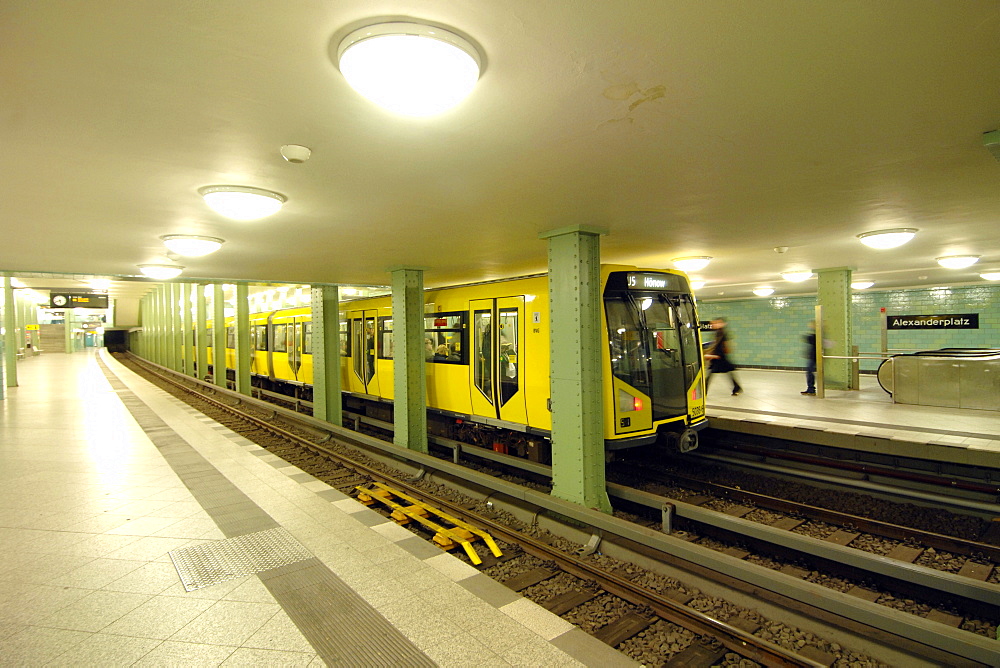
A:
[704,318,743,396]
[802,321,818,395]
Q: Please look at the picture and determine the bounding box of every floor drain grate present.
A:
[169,527,313,591]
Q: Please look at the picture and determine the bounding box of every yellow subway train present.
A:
[204,265,708,461]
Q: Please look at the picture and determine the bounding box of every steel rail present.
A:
[119,354,999,666]
[614,462,1000,562]
[125,357,822,667]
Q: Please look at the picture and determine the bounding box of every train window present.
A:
[285,324,295,352]
[340,319,349,356]
[226,326,236,349]
[251,325,268,351]
[378,317,393,359]
[498,309,519,405]
[473,310,493,405]
[206,327,213,347]
[303,322,312,354]
[424,312,466,364]
[605,299,651,392]
[272,324,287,352]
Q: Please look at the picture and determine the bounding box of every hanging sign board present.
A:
[886,313,979,330]
[49,293,109,309]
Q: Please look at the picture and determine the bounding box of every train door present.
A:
[469,297,527,424]
[287,319,304,381]
[646,294,702,418]
[349,309,380,396]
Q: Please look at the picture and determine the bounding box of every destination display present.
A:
[49,293,109,309]
[886,313,978,330]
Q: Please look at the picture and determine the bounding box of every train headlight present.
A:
[618,390,642,412]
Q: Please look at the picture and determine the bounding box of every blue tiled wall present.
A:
[698,284,999,372]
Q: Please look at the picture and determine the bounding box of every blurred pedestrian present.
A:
[704,317,743,396]
[802,321,818,395]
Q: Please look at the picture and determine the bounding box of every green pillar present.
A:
[4,278,17,387]
[816,267,853,390]
[539,225,612,513]
[390,268,428,453]
[235,283,251,395]
[213,284,227,388]
[64,304,74,354]
[169,283,182,371]
[310,285,343,426]
[196,284,208,381]
[181,283,193,376]
[157,285,166,365]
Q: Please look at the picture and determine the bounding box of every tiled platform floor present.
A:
[705,367,1000,468]
[0,349,634,667]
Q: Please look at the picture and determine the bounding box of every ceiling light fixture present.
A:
[198,186,286,220]
[87,279,112,290]
[780,271,813,282]
[161,234,226,257]
[936,255,980,269]
[752,287,775,297]
[336,22,481,117]
[856,228,918,249]
[851,281,875,290]
[980,272,1000,281]
[689,279,705,290]
[671,256,712,272]
[137,264,184,280]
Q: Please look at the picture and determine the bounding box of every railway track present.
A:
[117,354,1000,666]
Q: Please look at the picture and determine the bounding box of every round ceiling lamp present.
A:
[980,272,1000,281]
[689,279,705,290]
[851,281,875,290]
[336,22,482,117]
[198,186,286,220]
[780,271,813,282]
[137,264,184,280]
[936,255,980,269]
[752,287,775,297]
[671,256,712,272]
[856,228,918,249]
[161,234,225,257]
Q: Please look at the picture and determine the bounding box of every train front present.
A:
[602,269,708,453]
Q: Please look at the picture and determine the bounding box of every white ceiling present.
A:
[2,2,999,302]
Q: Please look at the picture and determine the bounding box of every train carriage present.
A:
[204,264,707,462]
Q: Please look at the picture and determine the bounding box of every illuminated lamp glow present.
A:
[137,264,184,280]
[161,234,225,257]
[851,281,875,290]
[337,22,481,117]
[780,271,813,282]
[980,272,1000,281]
[633,397,643,411]
[936,255,980,269]
[198,186,286,220]
[752,287,775,297]
[689,280,705,290]
[857,228,917,249]
[671,256,712,272]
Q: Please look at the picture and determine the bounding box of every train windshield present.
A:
[605,274,701,422]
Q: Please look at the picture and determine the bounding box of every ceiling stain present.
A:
[628,85,666,111]
[602,82,640,100]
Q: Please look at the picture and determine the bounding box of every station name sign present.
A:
[887,313,978,330]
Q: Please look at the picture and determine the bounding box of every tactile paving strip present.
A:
[169,527,313,591]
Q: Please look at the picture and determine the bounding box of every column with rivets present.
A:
[538,225,612,513]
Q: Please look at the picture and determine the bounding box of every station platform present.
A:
[705,368,1000,470]
[0,349,633,667]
